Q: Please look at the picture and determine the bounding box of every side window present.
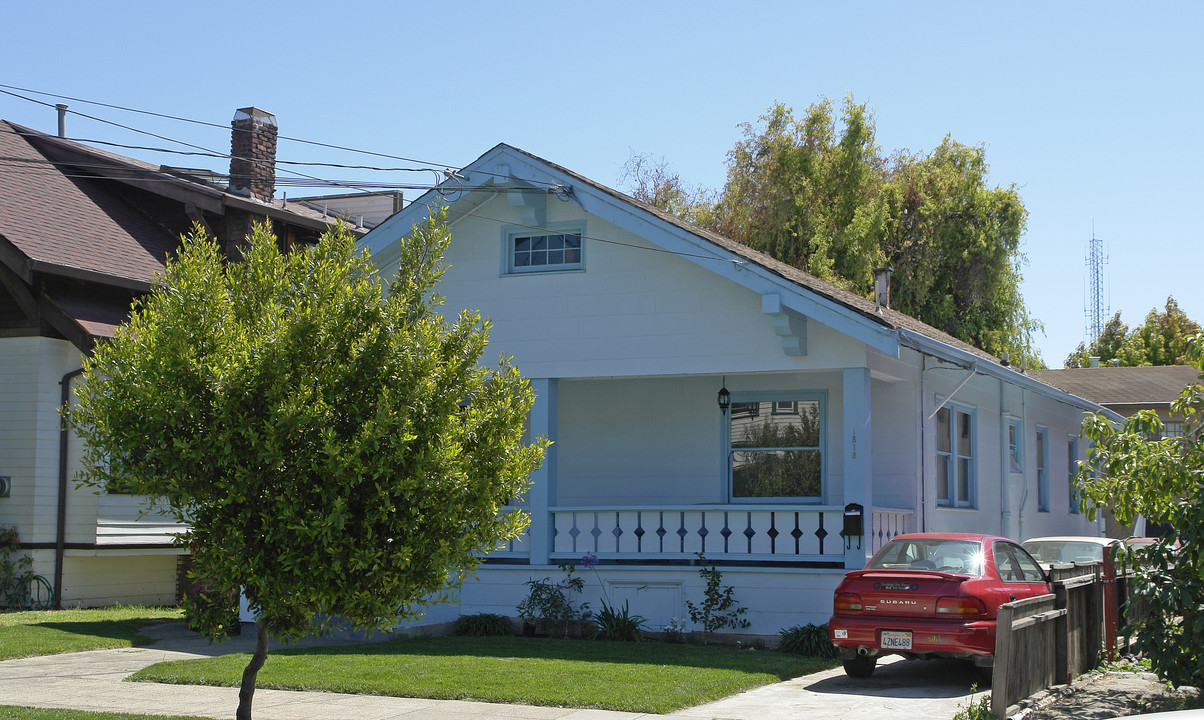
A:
[935,402,976,508]
[1007,419,1023,473]
[503,224,584,274]
[995,541,1047,583]
[1036,426,1049,512]
[1067,435,1080,514]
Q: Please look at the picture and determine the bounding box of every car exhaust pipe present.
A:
[857,646,871,656]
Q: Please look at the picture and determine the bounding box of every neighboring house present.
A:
[291,190,404,231]
[1030,364,1199,438]
[361,144,1119,634]
[0,107,358,608]
[1031,363,1201,538]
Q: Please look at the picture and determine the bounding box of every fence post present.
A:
[1053,580,1070,684]
[993,601,1014,720]
[1102,554,1118,660]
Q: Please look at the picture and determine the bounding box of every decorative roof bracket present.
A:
[762,293,808,357]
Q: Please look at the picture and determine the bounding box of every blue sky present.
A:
[2,1,1199,366]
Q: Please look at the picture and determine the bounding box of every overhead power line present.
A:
[0,84,744,267]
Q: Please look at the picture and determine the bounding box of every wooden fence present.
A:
[992,558,1135,719]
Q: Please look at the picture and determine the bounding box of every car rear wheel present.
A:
[842,655,877,678]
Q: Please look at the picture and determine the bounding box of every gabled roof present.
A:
[0,120,362,349]
[1031,365,1201,407]
[364,143,1117,419]
[0,120,179,288]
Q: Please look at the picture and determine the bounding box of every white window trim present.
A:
[724,390,827,504]
[935,398,976,509]
[501,222,585,275]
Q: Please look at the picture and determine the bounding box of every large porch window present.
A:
[728,392,825,501]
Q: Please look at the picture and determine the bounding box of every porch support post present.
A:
[528,378,558,566]
[843,367,873,569]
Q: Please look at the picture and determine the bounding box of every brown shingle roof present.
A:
[1030,365,1202,406]
[0,120,177,285]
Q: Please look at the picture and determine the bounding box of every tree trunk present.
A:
[236,623,269,720]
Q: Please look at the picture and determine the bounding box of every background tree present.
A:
[620,152,717,229]
[1066,296,1201,367]
[623,96,1040,366]
[71,216,545,720]
[1075,334,1203,688]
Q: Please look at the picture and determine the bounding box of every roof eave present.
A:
[899,328,1125,423]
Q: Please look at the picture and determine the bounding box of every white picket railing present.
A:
[550,505,850,562]
[488,505,914,564]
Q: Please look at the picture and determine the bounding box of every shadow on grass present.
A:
[265,635,829,680]
[29,621,159,646]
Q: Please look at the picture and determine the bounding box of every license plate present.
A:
[880,630,913,650]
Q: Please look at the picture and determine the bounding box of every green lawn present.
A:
[0,607,183,661]
[130,635,835,714]
[0,708,195,720]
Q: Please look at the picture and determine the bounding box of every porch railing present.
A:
[551,505,849,562]
[488,505,914,564]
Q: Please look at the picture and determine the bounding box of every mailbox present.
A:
[842,503,864,549]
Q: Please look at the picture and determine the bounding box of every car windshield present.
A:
[867,538,985,576]
[1022,540,1106,565]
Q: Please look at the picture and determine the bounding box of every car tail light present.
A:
[936,596,987,616]
[834,592,863,612]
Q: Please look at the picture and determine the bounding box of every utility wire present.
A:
[1,89,381,195]
[0,83,524,183]
[0,86,743,266]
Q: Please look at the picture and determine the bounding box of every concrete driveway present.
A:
[675,655,989,720]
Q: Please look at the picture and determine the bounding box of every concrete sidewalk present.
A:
[0,623,984,719]
[0,623,690,720]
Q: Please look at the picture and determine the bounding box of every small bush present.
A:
[516,562,589,638]
[778,623,837,658]
[455,612,514,637]
[593,600,648,641]
[0,525,36,609]
[662,617,687,643]
[951,685,993,720]
[685,553,750,643]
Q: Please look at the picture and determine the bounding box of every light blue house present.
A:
[362,144,1117,635]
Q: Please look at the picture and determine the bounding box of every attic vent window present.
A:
[504,224,584,274]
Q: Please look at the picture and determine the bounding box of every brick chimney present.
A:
[229,107,277,202]
[873,266,892,313]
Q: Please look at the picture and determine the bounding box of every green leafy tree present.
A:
[70,216,545,720]
[1067,296,1201,367]
[623,96,1040,365]
[1076,334,1203,687]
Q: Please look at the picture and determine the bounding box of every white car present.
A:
[1021,536,1120,568]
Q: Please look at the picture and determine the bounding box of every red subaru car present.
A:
[828,532,1050,679]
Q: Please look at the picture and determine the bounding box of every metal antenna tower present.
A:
[1085,225,1109,343]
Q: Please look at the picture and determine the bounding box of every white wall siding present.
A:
[0,337,83,543]
[59,553,179,607]
[416,195,867,380]
[920,357,1101,541]
[870,379,920,511]
[555,371,853,506]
